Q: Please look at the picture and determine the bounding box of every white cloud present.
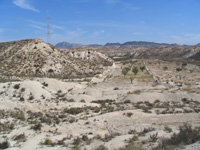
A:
[27,20,65,30]
[0,28,17,33]
[51,25,65,30]
[93,30,105,37]
[66,29,88,38]
[13,0,39,12]
[29,24,46,30]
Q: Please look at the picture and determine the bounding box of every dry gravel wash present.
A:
[0,61,200,150]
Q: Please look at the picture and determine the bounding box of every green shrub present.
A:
[0,140,9,149]
[64,107,84,115]
[163,66,168,71]
[176,68,182,72]
[132,67,138,75]
[13,84,20,89]
[122,67,130,77]
[140,66,145,71]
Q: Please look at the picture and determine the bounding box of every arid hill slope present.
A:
[95,45,200,61]
[0,39,113,78]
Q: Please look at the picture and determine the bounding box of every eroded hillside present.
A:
[0,39,113,79]
[95,45,200,63]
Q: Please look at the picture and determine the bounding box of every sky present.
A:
[0,0,200,45]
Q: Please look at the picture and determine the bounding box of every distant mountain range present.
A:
[121,41,179,47]
[54,41,200,63]
[55,42,82,49]
[55,41,181,49]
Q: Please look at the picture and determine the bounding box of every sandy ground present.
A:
[0,60,200,150]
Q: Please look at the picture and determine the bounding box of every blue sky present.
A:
[0,0,200,45]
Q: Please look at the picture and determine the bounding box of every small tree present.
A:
[130,77,134,84]
[163,66,168,71]
[140,66,145,72]
[122,67,130,78]
[132,67,138,75]
[176,68,182,72]
[182,62,187,69]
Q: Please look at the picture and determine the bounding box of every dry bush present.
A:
[43,138,54,146]
[31,122,42,131]
[155,124,200,150]
[13,133,26,142]
[139,127,155,136]
[113,87,119,90]
[164,126,172,133]
[64,107,85,115]
[128,90,141,95]
[182,88,196,93]
[95,145,108,150]
[13,84,20,89]
[0,140,9,149]
[149,132,158,142]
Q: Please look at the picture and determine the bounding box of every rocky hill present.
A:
[0,39,113,79]
[95,44,200,62]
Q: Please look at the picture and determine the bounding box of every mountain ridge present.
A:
[55,42,82,49]
[55,41,188,49]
